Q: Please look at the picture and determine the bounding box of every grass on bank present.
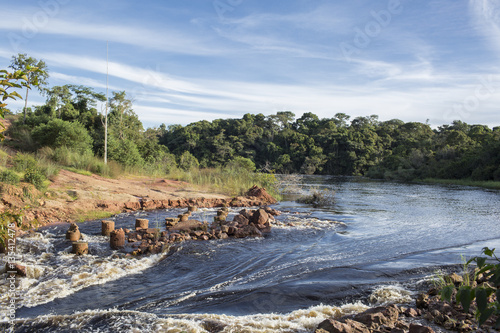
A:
[421,178,500,190]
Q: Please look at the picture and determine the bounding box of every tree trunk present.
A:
[23,87,29,124]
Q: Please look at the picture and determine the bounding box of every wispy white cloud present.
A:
[469,0,500,52]
[0,10,223,56]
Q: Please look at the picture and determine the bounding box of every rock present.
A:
[353,305,399,329]
[110,228,125,249]
[264,207,281,216]
[404,308,419,318]
[202,320,226,333]
[188,206,197,213]
[234,224,262,238]
[315,318,370,333]
[66,223,81,241]
[233,214,249,225]
[251,208,269,225]
[416,293,430,309]
[246,185,278,204]
[447,272,463,285]
[179,214,189,222]
[101,220,115,236]
[6,263,27,277]
[168,220,203,233]
[239,209,253,219]
[409,323,435,333]
[315,319,352,333]
[165,217,179,227]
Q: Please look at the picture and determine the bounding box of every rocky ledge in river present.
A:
[109,205,281,256]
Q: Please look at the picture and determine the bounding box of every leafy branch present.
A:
[0,66,41,139]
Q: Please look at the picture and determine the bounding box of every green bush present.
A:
[178,151,199,171]
[23,168,47,190]
[441,247,500,328]
[31,119,93,154]
[13,153,38,172]
[0,169,20,185]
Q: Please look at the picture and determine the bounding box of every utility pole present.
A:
[104,41,109,164]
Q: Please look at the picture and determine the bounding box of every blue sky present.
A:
[1,0,499,129]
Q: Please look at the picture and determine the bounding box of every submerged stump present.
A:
[135,218,149,230]
[110,228,125,249]
[66,223,81,242]
[72,241,88,255]
[101,220,115,236]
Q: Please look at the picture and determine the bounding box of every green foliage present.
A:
[23,168,47,190]
[440,247,500,328]
[31,119,93,153]
[0,209,24,249]
[0,169,20,185]
[178,151,199,170]
[13,152,38,172]
[107,136,144,167]
[226,156,256,172]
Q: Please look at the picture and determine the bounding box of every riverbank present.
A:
[0,168,277,227]
[419,178,500,190]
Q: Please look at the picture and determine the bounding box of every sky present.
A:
[1,0,499,129]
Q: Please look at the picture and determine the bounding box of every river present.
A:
[1,176,500,332]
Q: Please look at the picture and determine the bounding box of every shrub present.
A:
[31,119,93,154]
[13,153,38,172]
[23,168,47,190]
[440,247,500,328]
[178,151,199,171]
[0,169,20,185]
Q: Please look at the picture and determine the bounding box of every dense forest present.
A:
[8,90,500,182]
[3,55,500,182]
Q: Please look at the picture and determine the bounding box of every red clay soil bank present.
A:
[19,185,278,226]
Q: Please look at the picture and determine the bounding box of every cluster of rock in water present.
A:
[65,206,281,256]
[311,271,499,333]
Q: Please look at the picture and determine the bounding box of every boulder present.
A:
[409,323,435,333]
[353,305,399,329]
[6,263,27,277]
[233,214,249,226]
[246,185,278,204]
[250,209,269,225]
[239,209,253,219]
[234,224,262,238]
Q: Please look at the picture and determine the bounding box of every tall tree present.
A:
[9,54,49,124]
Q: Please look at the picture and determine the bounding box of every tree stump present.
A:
[110,229,125,249]
[101,220,115,236]
[66,223,81,241]
[135,219,149,230]
[72,241,88,255]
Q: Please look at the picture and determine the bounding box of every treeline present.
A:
[3,53,499,182]
[8,88,500,181]
[158,112,500,181]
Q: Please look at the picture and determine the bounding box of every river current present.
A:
[1,176,500,332]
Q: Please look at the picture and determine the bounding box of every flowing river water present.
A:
[1,176,500,332]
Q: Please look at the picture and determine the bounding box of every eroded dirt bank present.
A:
[0,169,277,225]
